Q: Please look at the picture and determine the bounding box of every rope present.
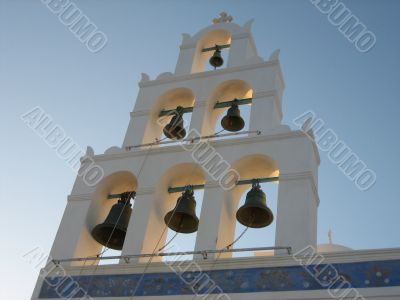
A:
[129,129,225,300]
[157,231,179,252]
[128,125,208,298]
[128,191,184,298]
[225,226,249,250]
[189,215,254,299]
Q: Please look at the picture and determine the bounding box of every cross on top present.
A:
[213,12,233,24]
[328,229,333,244]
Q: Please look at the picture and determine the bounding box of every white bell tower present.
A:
[122,12,319,259]
[42,11,320,264]
[32,12,323,300]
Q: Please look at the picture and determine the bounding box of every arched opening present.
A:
[86,171,137,265]
[154,163,206,261]
[143,87,195,146]
[222,155,279,258]
[202,79,253,137]
[192,29,231,73]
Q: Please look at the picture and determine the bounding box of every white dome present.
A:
[317,243,352,253]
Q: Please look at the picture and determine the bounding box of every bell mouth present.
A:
[209,57,224,68]
[163,125,186,140]
[91,224,127,250]
[236,206,274,228]
[221,116,245,132]
[164,211,199,234]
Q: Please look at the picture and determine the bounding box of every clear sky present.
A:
[1,0,400,299]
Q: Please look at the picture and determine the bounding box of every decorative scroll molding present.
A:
[140,73,150,82]
[269,49,281,61]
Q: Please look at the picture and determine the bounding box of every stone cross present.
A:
[213,12,233,24]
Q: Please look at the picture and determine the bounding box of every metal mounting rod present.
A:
[108,192,136,200]
[201,44,231,52]
[125,130,262,150]
[168,176,279,193]
[52,246,292,264]
[214,98,252,109]
[158,98,252,117]
[159,106,194,117]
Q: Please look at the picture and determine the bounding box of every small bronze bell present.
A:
[209,45,224,69]
[221,101,245,132]
[164,189,199,233]
[163,106,186,140]
[236,181,274,228]
[91,192,134,250]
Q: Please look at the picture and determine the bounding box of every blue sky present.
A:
[1,0,400,299]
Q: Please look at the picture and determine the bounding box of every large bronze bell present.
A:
[164,189,199,233]
[209,45,224,69]
[163,106,186,140]
[91,192,134,250]
[236,182,274,228]
[221,101,245,132]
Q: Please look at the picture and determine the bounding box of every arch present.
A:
[187,21,251,73]
[229,154,279,210]
[143,87,195,145]
[150,163,206,253]
[192,29,232,73]
[154,162,206,217]
[216,154,279,257]
[86,171,138,252]
[201,79,253,136]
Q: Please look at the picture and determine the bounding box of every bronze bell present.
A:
[164,189,199,233]
[163,106,186,140]
[91,192,134,250]
[221,101,245,132]
[209,45,224,69]
[236,181,274,228]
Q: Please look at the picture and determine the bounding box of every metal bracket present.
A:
[107,191,136,200]
[158,98,251,117]
[159,106,193,117]
[214,98,252,109]
[168,184,205,194]
[168,177,279,193]
[202,44,231,52]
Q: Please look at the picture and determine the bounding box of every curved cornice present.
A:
[139,61,280,88]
